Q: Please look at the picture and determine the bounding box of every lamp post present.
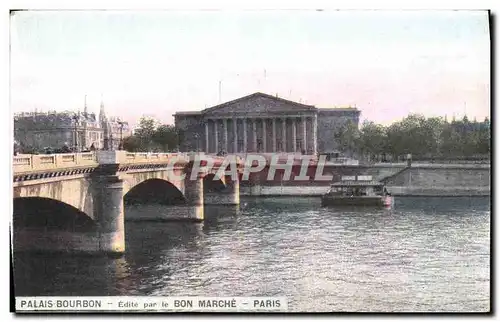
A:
[117,120,124,150]
[72,114,80,152]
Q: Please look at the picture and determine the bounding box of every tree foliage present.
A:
[123,116,179,152]
[337,114,490,161]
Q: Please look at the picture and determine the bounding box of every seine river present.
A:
[13,196,490,312]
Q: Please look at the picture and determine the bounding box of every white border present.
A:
[2,1,497,321]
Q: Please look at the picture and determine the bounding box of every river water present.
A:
[13,196,490,312]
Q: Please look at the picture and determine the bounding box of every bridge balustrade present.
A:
[13,151,198,174]
[13,153,98,173]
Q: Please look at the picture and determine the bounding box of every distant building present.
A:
[316,107,361,154]
[14,98,131,152]
[174,92,360,154]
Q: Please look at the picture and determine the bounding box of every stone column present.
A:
[184,171,205,221]
[313,114,318,154]
[282,118,287,152]
[262,119,267,152]
[223,118,228,153]
[302,116,307,153]
[292,118,297,152]
[243,118,248,153]
[272,118,277,152]
[252,118,257,152]
[214,119,219,153]
[205,120,209,153]
[93,174,125,255]
[233,118,238,153]
[224,175,240,205]
[93,152,128,255]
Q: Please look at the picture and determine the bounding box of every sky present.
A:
[10,10,490,126]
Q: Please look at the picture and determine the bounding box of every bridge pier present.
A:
[183,173,205,221]
[93,174,125,255]
[204,175,240,205]
[249,173,262,196]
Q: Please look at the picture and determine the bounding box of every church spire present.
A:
[99,94,106,123]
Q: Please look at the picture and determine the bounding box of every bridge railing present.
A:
[13,153,98,173]
[13,151,236,174]
[119,152,191,164]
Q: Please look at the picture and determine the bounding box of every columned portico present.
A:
[188,93,321,154]
[203,115,317,154]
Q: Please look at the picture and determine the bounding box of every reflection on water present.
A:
[13,197,490,312]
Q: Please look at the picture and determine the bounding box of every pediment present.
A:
[202,93,317,116]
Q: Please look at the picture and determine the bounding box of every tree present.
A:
[476,118,491,155]
[152,124,178,152]
[121,116,180,152]
[134,116,159,151]
[359,121,387,161]
[122,135,142,152]
[336,120,360,158]
[421,117,445,157]
[346,113,489,161]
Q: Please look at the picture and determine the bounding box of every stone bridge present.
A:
[12,152,244,255]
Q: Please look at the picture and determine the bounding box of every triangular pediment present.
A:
[202,92,317,115]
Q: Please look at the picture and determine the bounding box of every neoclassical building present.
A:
[174,92,360,154]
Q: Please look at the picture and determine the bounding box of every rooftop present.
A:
[173,92,360,116]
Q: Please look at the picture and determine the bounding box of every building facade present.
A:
[14,99,131,152]
[174,92,360,155]
[317,108,361,153]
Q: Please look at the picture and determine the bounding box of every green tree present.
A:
[122,135,142,152]
[421,116,445,156]
[358,121,387,161]
[348,113,489,161]
[336,120,360,158]
[386,121,407,158]
[152,124,178,152]
[134,116,158,151]
[476,117,491,154]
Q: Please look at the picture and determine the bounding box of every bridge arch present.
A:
[124,178,186,205]
[13,197,97,232]
[203,173,226,193]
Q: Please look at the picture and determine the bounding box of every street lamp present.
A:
[72,114,80,152]
[117,120,125,150]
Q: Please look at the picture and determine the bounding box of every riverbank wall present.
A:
[239,163,490,197]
